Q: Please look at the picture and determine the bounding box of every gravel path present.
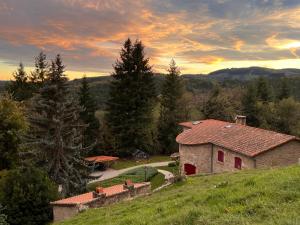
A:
[89,161,174,183]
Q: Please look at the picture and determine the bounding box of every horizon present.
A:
[2,0,300,79]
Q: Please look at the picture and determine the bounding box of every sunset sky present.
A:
[1,0,300,80]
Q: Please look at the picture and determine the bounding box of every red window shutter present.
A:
[217,151,224,162]
[234,157,242,169]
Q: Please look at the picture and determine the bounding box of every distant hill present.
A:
[207,67,300,80]
[0,81,8,93]
[2,67,300,105]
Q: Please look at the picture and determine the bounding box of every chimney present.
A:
[96,187,104,194]
[93,187,106,198]
[235,115,246,125]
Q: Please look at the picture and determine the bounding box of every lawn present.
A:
[57,165,300,225]
[87,167,166,191]
[111,155,171,170]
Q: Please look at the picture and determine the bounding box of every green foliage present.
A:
[201,84,235,121]
[106,39,156,156]
[78,75,100,151]
[242,83,260,126]
[57,166,300,225]
[27,55,88,197]
[30,51,48,89]
[157,60,185,154]
[274,97,300,136]
[0,166,58,225]
[0,204,8,225]
[256,77,273,103]
[7,63,33,101]
[277,78,290,100]
[0,94,27,170]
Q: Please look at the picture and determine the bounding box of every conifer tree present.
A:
[242,83,260,127]
[157,59,184,154]
[277,77,290,100]
[30,51,48,87]
[28,55,88,196]
[106,39,156,156]
[256,77,273,103]
[202,84,233,121]
[8,63,32,101]
[78,75,99,151]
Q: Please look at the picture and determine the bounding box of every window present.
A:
[234,157,242,169]
[217,151,224,162]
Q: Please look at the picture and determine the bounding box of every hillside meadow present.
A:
[56,165,300,225]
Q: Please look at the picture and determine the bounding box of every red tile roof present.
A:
[85,155,119,163]
[51,183,146,205]
[176,119,298,157]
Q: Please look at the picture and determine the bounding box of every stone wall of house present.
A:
[179,143,212,174]
[179,143,255,175]
[212,145,255,173]
[255,140,300,168]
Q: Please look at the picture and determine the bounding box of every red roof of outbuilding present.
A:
[85,155,119,163]
[176,119,298,157]
[51,183,147,205]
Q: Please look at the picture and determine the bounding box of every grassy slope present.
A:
[57,166,300,225]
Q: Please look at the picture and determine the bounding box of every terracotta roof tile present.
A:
[176,119,298,157]
[52,183,147,205]
[85,155,119,163]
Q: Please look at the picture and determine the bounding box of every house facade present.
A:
[176,117,300,175]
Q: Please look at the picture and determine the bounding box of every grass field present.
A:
[111,155,171,170]
[87,167,166,191]
[56,165,300,225]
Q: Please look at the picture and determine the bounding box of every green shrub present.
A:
[0,166,58,225]
[168,162,176,167]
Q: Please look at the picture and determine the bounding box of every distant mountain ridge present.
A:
[206,67,300,80]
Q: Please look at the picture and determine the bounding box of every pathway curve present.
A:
[89,161,174,183]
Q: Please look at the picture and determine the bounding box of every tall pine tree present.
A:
[202,84,234,121]
[78,75,99,152]
[30,51,48,87]
[242,83,260,127]
[28,54,87,196]
[106,39,156,156]
[256,77,273,103]
[8,63,32,101]
[157,59,184,154]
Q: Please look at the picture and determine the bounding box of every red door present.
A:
[184,163,196,175]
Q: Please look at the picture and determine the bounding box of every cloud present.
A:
[1,0,300,79]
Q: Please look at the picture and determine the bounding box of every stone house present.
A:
[51,181,150,222]
[176,116,300,175]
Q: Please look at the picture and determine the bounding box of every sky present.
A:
[1,0,300,80]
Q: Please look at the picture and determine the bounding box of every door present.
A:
[184,163,196,175]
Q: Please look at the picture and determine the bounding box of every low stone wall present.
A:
[52,204,79,222]
[52,182,151,222]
